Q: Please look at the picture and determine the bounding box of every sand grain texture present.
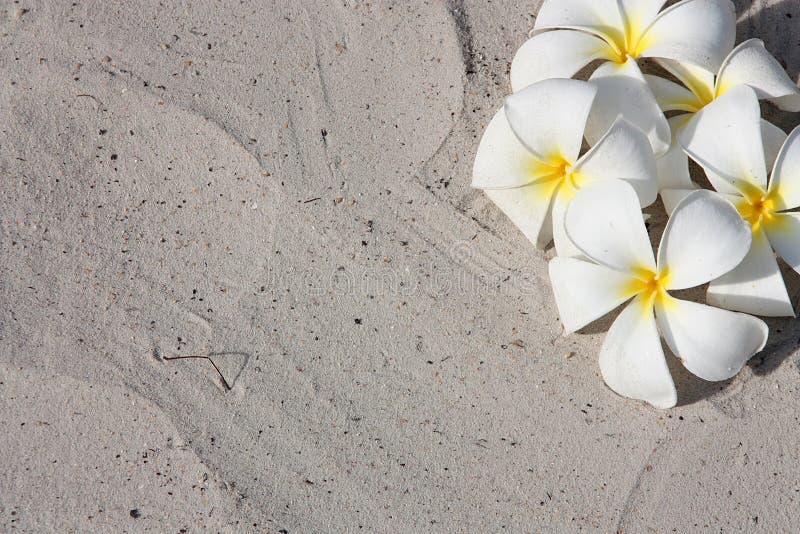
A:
[1,0,800,531]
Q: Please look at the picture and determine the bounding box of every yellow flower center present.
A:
[607,17,650,64]
[623,267,673,310]
[736,182,777,233]
[555,160,584,195]
[528,155,585,199]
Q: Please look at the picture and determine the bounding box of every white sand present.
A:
[1,0,799,531]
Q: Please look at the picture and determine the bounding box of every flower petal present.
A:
[599,297,676,409]
[472,108,550,190]
[637,0,736,73]
[572,117,658,206]
[534,0,625,47]
[707,228,794,317]
[549,256,635,334]
[768,125,800,211]
[703,118,780,195]
[658,190,751,290]
[504,79,597,164]
[656,58,716,104]
[716,39,800,111]
[566,179,656,272]
[663,189,741,217]
[772,94,800,113]
[762,120,788,175]
[678,85,768,193]
[657,116,694,191]
[702,113,789,196]
[660,188,698,216]
[617,0,668,34]
[510,31,616,92]
[484,181,559,249]
[644,74,704,112]
[586,58,671,156]
[551,188,585,258]
[766,212,800,275]
[655,297,768,381]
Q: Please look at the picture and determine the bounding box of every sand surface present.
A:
[1,1,799,531]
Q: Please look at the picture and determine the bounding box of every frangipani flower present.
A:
[473,79,658,256]
[511,0,736,156]
[647,39,800,118]
[664,86,800,317]
[550,179,768,408]
[649,39,800,192]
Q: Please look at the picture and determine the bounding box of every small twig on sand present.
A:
[75,93,104,111]
[162,355,232,390]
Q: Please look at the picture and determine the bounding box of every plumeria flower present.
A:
[648,38,800,118]
[473,78,657,256]
[511,0,736,156]
[663,85,800,317]
[647,39,800,192]
[550,179,768,408]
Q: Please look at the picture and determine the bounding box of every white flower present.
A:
[511,0,736,156]
[648,39,800,192]
[472,79,658,256]
[550,179,768,408]
[662,85,800,317]
[648,39,800,116]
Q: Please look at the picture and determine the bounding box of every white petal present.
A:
[660,188,698,216]
[472,108,551,190]
[707,228,794,317]
[766,213,800,275]
[548,257,635,334]
[484,180,559,249]
[504,79,597,164]
[656,297,768,381]
[657,115,694,191]
[637,0,736,73]
[572,117,658,207]
[663,188,741,217]
[704,168,747,196]
[510,31,616,92]
[599,297,676,409]
[534,0,625,47]
[768,126,800,211]
[716,39,800,110]
[566,179,656,272]
[762,120,788,178]
[678,85,768,192]
[658,190,751,290]
[656,58,716,104]
[587,59,671,156]
[697,119,784,196]
[551,188,585,258]
[645,74,704,112]
[771,94,800,113]
[617,0,667,33]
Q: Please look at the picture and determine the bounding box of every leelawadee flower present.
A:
[473,78,657,256]
[661,85,800,317]
[647,39,800,192]
[550,179,768,408]
[511,0,736,156]
[647,38,800,117]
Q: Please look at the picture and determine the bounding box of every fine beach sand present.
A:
[1,1,799,531]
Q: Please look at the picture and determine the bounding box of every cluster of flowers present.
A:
[472,0,800,408]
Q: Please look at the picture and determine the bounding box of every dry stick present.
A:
[162,355,232,390]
